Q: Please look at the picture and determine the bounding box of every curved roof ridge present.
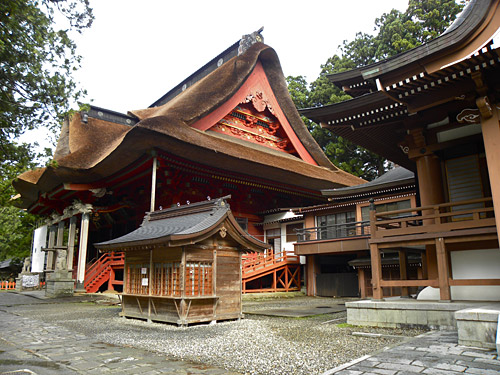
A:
[327,0,493,86]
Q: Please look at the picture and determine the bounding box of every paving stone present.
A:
[465,369,500,375]
[349,364,398,374]
[456,359,500,372]
[422,368,462,374]
[435,363,467,372]
[473,357,500,365]
[462,350,496,358]
[376,363,425,372]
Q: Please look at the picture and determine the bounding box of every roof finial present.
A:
[238,27,264,56]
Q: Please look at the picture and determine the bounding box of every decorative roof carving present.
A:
[238,27,264,56]
[242,89,275,114]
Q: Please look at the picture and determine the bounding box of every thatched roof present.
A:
[14,43,364,210]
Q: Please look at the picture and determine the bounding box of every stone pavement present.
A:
[0,292,241,375]
[1,292,500,375]
[324,330,500,375]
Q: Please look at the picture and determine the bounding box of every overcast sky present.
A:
[23,0,410,147]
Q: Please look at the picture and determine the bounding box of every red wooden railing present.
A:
[242,250,299,276]
[84,252,124,293]
[242,250,301,293]
[0,281,16,290]
[0,281,45,290]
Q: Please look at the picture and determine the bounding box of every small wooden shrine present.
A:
[96,196,268,326]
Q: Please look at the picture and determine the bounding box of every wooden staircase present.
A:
[84,252,124,293]
[242,250,301,293]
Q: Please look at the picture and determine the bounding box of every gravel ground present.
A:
[9,295,428,375]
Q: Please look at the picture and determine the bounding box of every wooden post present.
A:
[75,213,90,291]
[180,246,186,323]
[46,225,56,270]
[358,268,366,298]
[67,217,77,271]
[305,255,317,296]
[285,265,289,292]
[368,198,377,237]
[108,267,115,291]
[239,252,242,318]
[369,200,383,300]
[370,243,383,300]
[148,249,153,322]
[56,221,64,248]
[150,155,157,213]
[272,269,277,292]
[480,105,500,246]
[435,237,451,301]
[398,250,409,298]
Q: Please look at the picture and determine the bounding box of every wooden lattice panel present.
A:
[185,262,213,297]
[153,262,181,297]
[126,263,149,295]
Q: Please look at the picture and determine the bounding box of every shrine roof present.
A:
[300,0,500,168]
[14,42,364,210]
[96,196,267,251]
[293,167,415,214]
[321,166,414,197]
[327,0,494,93]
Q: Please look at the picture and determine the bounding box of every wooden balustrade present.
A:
[84,252,125,292]
[368,197,498,301]
[295,221,370,242]
[241,250,301,293]
[242,250,299,275]
[371,197,495,241]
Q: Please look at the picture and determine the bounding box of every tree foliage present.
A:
[0,143,51,261]
[0,0,93,261]
[0,0,93,157]
[288,0,465,180]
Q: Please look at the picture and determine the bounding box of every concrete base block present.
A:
[15,277,23,292]
[497,314,500,355]
[45,273,74,298]
[455,305,500,349]
[346,299,477,330]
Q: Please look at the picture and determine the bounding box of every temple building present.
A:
[293,167,418,298]
[301,0,500,348]
[12,31,363,294]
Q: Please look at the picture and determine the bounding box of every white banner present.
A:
[31,225,47,273]
[22,274,39,288]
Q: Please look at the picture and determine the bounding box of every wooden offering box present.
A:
[96,197,267,325]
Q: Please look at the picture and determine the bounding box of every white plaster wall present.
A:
[31,225,47,273]
[263,221,305,263]
[418,248,500,301]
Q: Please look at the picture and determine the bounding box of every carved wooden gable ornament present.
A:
[190,59,317,165]
[209,90,295,154]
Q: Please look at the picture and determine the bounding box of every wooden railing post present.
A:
[369,198,377,237]
[370,243,383,300]
[435,237,451,301]
[398,250,409,298]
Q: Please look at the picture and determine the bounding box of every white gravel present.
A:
[11,295,427,375]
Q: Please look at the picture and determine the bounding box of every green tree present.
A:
[0,0,93,158]
[373,0,464,60]
[289,0,465,180]
[0,0,93,261]
[0,143,51,261]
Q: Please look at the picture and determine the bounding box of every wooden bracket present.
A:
[476,96,493,119]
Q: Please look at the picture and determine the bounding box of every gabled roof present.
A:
[301,0,500,167]
[96,196,267,251]
[322,166,414,197]
[293,167,415,214]
[328,0,497,93]
[13,43,364,210]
